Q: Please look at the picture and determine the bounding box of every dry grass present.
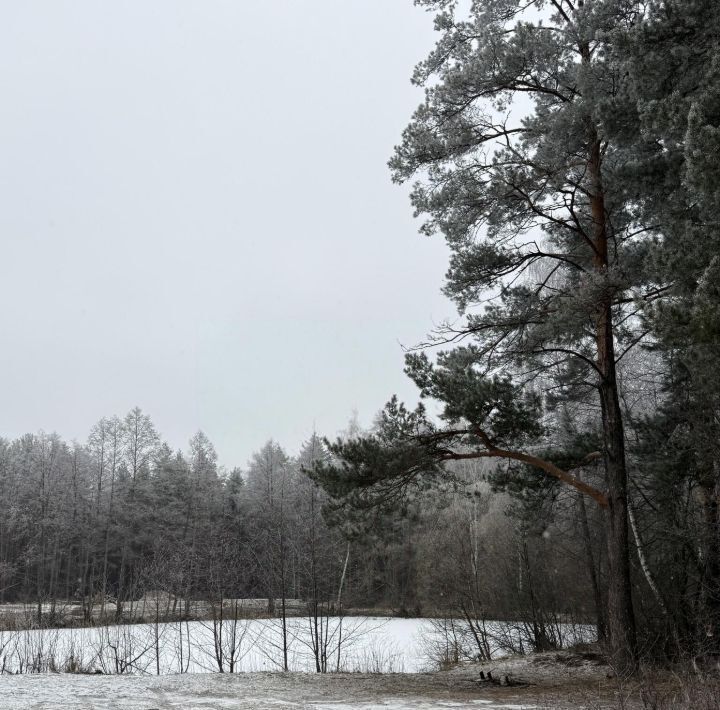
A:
[443,646,720,709]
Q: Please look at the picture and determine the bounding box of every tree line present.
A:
[0,412,352,628]
[0,412,425,626]
[0,408,605,656]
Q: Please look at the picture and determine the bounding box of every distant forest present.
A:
[0,411,367,618]
[0,409,598,645]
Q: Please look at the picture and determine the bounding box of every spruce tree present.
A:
[618,0,720,652]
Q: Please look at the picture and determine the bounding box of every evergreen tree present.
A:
[616,0,720,653]
[312,0,712,673]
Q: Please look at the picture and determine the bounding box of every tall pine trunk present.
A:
[589,135,638,675]
[597,339,638,674]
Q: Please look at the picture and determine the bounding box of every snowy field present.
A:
[0,670,539,709]
[0,616,593,676]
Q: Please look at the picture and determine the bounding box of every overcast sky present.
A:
[0,1,454,468]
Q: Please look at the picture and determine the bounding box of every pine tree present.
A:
[312,0,705,674]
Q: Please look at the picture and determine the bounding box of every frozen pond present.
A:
[0,616,593,676]
[0,617,431,675]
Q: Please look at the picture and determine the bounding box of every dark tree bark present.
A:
[588,127,638,673]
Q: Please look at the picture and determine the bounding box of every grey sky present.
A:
[0,1,453,468]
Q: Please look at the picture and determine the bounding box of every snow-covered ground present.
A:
[0,670,538,709]
[0,628,622,709]
[0,618,603,708]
